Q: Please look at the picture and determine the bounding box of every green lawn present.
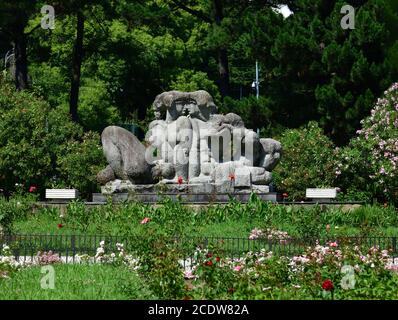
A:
[13,213,264,238]
[12,203,398,239]
[0,264,154,300]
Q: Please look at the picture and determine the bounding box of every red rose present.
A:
[57,224,63,229]
[282,192,289,198]
[322,279,334,291]
[29,185,37,193]
[216,257,220,262]
[205,260,213,267]
[228,173,235,181]
[177,176,183,185]
[206,252,213,258]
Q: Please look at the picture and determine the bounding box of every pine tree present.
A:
[263,0,398,144]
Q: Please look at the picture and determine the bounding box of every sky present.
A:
[275,5,293,18]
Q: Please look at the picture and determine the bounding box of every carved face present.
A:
[154,91,217,123]
[167,98,208,122]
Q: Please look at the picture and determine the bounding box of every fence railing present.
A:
[1,234,397,268]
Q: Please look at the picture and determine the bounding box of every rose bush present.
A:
[186,241,398,300]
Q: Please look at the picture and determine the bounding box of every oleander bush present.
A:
[336,83,398,205]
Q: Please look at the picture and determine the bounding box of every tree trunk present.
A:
[69,10,84,122]
[214,0,230,98]
[218,48,230,98]
[13,24,29,90]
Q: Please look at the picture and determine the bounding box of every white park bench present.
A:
[305,188,338,202]
[45,189,79,202]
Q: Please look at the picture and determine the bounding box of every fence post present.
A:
[268,239,273,252]
[71,235,76,262]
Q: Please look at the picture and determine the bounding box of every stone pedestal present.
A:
[96,179,276,203]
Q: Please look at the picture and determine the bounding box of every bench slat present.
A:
[45,189,79,199]
[306,188,337,198]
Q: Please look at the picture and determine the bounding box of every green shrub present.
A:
[0,79,80,195]
[0,195,36,234]
[273,121,337,200]
[0,79,104,199]
[56,132,106,197]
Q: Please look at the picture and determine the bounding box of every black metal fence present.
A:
[1,234,397,267]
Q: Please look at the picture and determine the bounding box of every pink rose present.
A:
[234,265,242,272]
[141,217,151,224]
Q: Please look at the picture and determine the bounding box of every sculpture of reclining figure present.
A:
[97,90,282,189]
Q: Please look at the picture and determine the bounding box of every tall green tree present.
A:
[0,1,42,90]
[262,0,398,144]
[165,0,295,99]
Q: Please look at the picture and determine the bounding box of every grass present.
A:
[11,202,398,239]
[13,212,264,238]
[5,196,398,240]
[2,197,398,301]
[0,264,154,300]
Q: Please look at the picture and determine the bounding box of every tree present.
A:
[0,1,41,90]
[263,0,398,144]
[166,0,295,99]
[69,8,85,122]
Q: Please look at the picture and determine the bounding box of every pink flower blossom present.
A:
[234,265,243,272]
[329,242,338,247]
[141,217,151,224]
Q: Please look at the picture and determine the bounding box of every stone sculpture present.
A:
[97,90,282,195]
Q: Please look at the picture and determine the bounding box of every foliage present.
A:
[0,244,22,279]
[170,70,222,106]
[9,195,398,239]
[76,78,122,132]
[263,0,398,145]
[0,264,154,300]
[0,79,79,194]
[340,83,398,203]
[189,246,238,299]
[0,79,104,199]
[336,83,398,204]
[220,96,272,131]
[183,241,398,300]
[0,195,36,234]
[136,236,187,300]
[273,122,338,200]
[56,132,106,197]
[129,199,190,299]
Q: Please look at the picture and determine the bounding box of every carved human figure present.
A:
[97,90,282,188]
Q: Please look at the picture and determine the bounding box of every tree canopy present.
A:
[1,0,397,143]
